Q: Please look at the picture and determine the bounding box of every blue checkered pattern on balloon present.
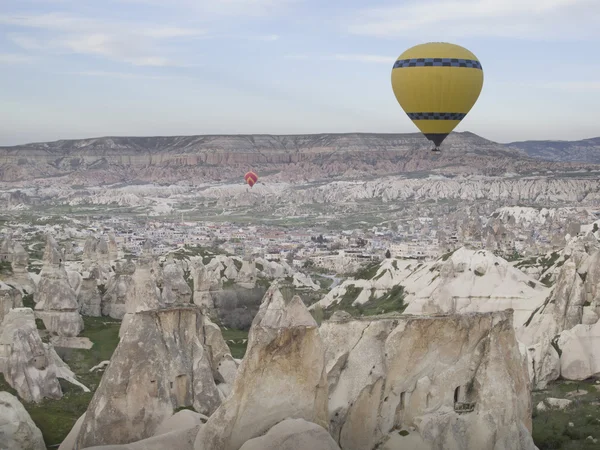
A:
[407,112,467,121]
[393,58,482,70]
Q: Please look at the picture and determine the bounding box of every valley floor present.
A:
[533,380,600,450]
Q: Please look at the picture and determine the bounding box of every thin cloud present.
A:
[61,70,176,80]
[345,0,599,39]
[0,53,34,64]
[114,0,295,17]
[334,54,393,64]
[1,13,205,67]
[284,53,394,64]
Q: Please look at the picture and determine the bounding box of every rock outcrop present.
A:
[118,260,163,336]
[0,391,46,450]
[0,308,62,402]
[320,310,536,450]
[314,248,548,330]
[78,267,102,317]
[61,410,206,450]
[401,248,549,328]
[34,263,83,337]
[108,232,119,260]
[236,259,256,289]
[555,321,600,380]
[193,287,328,450]
[0,281,22,324]
[192,259,222,314]
[518,234,600,387]
[238,419,340,450]
[101,261,136,319]
[0,235,34,293]
[74,306,223,448]
[161,259,192,305]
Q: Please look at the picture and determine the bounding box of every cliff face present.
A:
[0,132,590,184]
[74,306,228,449]
[320,311,535,450]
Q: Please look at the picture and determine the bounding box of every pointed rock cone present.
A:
[194,289,328,450]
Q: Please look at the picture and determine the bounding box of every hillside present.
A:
[312,247,549,327]
[507,137,600,163]
[0,132,592,184]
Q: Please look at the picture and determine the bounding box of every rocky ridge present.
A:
[0,132,595,185]
[508,137,600,164]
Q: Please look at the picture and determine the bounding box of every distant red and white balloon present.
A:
[244,171,258,188]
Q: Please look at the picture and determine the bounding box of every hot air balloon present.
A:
[244,171,258,188]
[391,42,484,152]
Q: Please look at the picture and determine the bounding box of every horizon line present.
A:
[2,130,599,148]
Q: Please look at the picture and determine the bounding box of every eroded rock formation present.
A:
[0,282,22,324]
[101,261,136,319]
[0,308,62,402]
[74,306,228,448]
[193,288,329,450]
[321,311,535,450]
[0,391,46,450]
[34,263,83,337]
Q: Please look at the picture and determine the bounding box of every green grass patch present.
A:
[353,262,381,280]
[541,273,553,288]
[221,328,249,359]
[533,380,600,450]
[0,260,13,275]
[324,284,363,318]
[22,293,34,308]
[441,249,457,262]
[359,285,406,316]
[312,275,334,290]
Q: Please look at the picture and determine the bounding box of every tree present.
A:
[593,223,599,233]
[385,249,391,259]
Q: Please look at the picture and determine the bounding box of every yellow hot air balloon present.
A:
[391,42,484,152]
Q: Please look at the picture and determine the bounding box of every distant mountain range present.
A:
[506,137,600,163]
[0,132,597,185]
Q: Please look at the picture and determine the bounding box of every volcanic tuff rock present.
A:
[0,132,594,185]
[101,261,136,319]
[0,308,62,402]
[0,282,22,324]
[193,287,329,450]
[518,231,600,386]
[315,247,548,329]
[238,419,341,450]
[34,263,84,337]
[74,306,228,449]
[160,258,192,305]
[320,311,535,450]
[78,267,102,317]
[0,235,33,292]
[69,298,535,450]
[0,391,46,450]
[402,248,549,327]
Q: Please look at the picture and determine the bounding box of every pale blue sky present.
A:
[1,0,599,146]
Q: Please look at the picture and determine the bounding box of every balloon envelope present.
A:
[391,42,484,149]
[244,171,258,188]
